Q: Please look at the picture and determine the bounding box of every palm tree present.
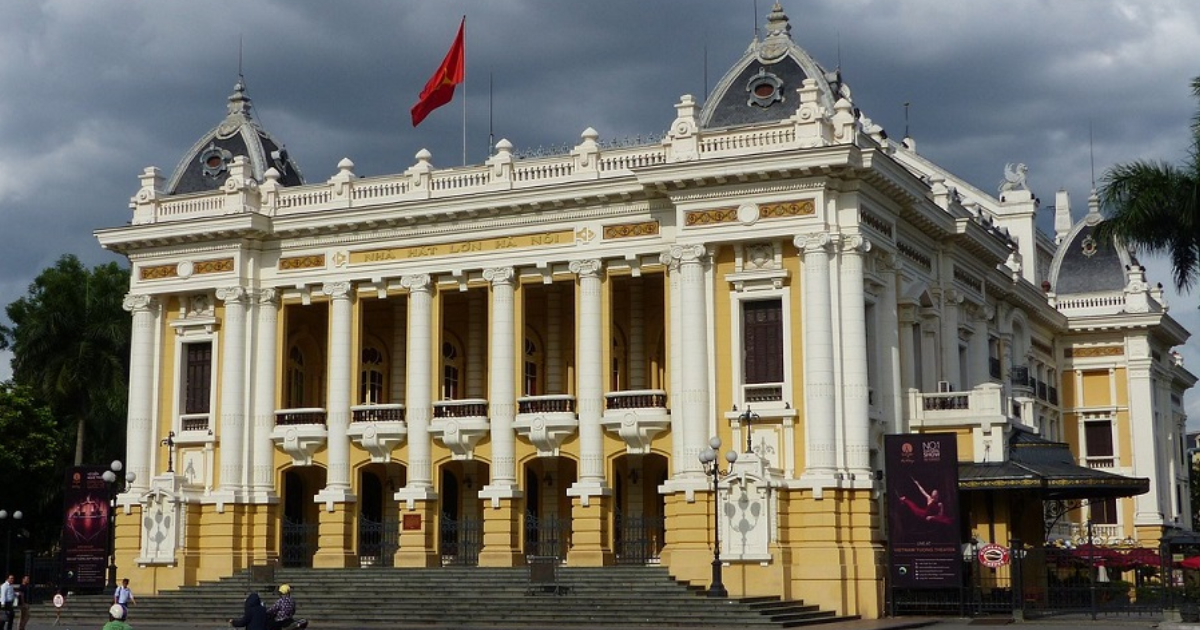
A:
[0,255,132,464]
[1096,76,1200,293]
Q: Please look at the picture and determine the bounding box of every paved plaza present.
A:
[6,613,1179,630]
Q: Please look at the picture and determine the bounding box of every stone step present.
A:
[47,567,856,628]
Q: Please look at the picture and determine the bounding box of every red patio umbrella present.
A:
[1178,555,1200,570]
[1120,547,1162,568]
[1072,543,1121,566]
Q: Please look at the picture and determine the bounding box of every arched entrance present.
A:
[280,466,326,567]
[614,453,668,564]
[523,457,577,559]
[439,460,487,565]
[357,462,405,567]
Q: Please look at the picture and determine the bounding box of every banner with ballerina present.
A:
[885,433,962,588]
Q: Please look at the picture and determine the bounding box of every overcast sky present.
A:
[0,0,1197,423]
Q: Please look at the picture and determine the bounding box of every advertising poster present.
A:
[885,433,962,588]
[60,466,110,590]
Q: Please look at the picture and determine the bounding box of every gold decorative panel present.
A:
[350,230,574,264]
[279,254,327,271]
[1065,346,1124,358]
[194,258,234,275]
[140,264,178,281]
[603,221,659,239]
[685,207,737,226]
[759,199,814,219]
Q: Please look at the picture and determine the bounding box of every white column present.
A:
[216,286,249,496]
[568,259,608,496]
[545,285,563,393]
[316,281,354,503]
[967,306,992,389]
[481,267,519,496]
[941,289,962,389]
[628,281,646,389]
[123,293,157,493]
[661,253,685,477]
[399,274,435,499]
[794,233,836,480]
[1129,357,1164,524]
[390,299,406,404]
[250,288,278,497]
[675,245,710,476]
[877,254,902,435]
[840,235,871,478]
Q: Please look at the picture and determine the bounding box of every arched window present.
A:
[287,345,305,409]
[442,340,462,399]
[360,346,386,404]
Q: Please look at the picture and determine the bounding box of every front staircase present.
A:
[46,566,857,628]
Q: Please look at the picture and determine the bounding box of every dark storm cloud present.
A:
[0,0,1195,419]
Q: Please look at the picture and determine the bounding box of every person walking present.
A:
[0,575,15,630]
[113,577,135,614]
[14,577,30,630]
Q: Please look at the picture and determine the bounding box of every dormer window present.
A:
[199,143,232,178]
[746,68,784,108]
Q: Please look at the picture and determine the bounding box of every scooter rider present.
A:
[265,585,296,630]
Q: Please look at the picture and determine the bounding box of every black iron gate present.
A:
[890,540,1165,618]
[614,510,664,564]
[524,512,571,559]
[439,515,482,566]
[358,515,400,567]
[280,517,318,568]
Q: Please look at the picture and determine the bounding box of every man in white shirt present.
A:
[0,575,16,630]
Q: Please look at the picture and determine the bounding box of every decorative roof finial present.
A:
[226,78,253,118]
[765,2,791,40]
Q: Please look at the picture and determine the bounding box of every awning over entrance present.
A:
[957,431,1149,500]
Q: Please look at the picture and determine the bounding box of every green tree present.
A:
[0,383,72,559]
[0,254,132,465]
[1097,76,1200,293]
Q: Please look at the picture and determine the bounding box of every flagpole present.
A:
[462,15,467,166]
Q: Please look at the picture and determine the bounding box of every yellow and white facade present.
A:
[95,4,1194,617]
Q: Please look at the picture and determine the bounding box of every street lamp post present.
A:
[698,436,739,598]
[101,460,136,591]
[738,407,760,454]
[0,509,22,576]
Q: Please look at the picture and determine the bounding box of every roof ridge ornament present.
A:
[217,77,256,138]
[757,1,792,62]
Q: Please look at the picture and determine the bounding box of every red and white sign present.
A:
[978,543,1010,568]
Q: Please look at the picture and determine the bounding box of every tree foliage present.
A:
[1097,76,1200,294]
[0,254,132,465]
[0,383,72,557]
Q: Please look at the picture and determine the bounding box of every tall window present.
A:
[442,341,461,399]
[743,299,783,384]
[1090,498,1118,525]
[184,342,212,415]
[1084,419,1115,461]
[523,337,540,396]
[287,346,305,408]
[360,346,385,404]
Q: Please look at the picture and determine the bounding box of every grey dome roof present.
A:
[699,2,845,130]
[1048,197,1133,295]
[165,79,304,195]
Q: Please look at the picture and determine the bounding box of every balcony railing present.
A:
[517,394,576,415]
[275,408,327,426]
[743,383,783,404]
[351,404,406,423]
[180,413,210,432]
[434,399,488,418]
[906,384,1007,427]
[921,392,970,410]
[605,390,667,411]
[1085,456,1116,470]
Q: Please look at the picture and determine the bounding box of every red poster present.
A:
[61,466,111,590]
[885,434,962,588]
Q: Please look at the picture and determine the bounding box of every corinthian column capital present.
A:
[401,274,432,292]
[122,293,155,313]
[794,232,832,255]
[568,259,603,278]
[215,286,249,304]
[483,266,515,285]
[322,281,352,299]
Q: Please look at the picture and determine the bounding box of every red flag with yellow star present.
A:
[411,17,465,127]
